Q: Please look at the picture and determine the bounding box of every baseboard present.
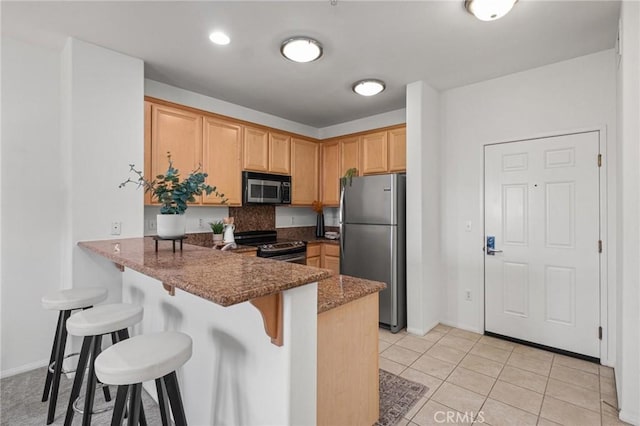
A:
[439,319,484,335]
[406,319,440,336]
[619,408,639,426]
[0,358,48,379]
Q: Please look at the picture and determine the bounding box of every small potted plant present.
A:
[120,152,227,238]
[209,220,224,244]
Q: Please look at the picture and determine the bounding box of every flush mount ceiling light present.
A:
[465,0,517,21]
[352,79,386,97]
[280,37,323,63]
[209,31,230,45]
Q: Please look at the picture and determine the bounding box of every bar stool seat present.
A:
[41,287,108,425]
[42,287,108,311]
[64,303,144,426]
[95,332,192,426]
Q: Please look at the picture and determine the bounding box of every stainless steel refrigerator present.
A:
[340,173,406,333]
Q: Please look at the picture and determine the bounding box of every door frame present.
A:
[480,126,611,364]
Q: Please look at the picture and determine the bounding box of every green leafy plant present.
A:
[340,168,358,188]
[209,220,224,234]
[119,152,227,214]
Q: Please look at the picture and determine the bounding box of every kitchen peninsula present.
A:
[79,237,385,425]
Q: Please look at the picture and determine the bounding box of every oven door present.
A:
[246,178,282,204]
[265,252,307,264]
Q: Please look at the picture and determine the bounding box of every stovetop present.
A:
[233,230,306,257]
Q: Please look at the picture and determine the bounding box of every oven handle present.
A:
[266,254,307,263]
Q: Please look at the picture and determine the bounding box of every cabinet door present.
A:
[151,104,203,201]
[291,138,319,205]
[360,131,388,175]
[388,127,406,172]
[323,256,340,275]
[144,101,152,205]
[307,256,321,267]
[269,132,291,175]
[243,126,269,172]
[340,136,360,176]
[321,141,340,206]
[203,117,243,206]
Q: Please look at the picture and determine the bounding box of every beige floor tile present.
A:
[545,378,600,413]
[470,343,511,363]
[432,382,486,415]
[413,400,473,426]
[411,354,457,380]
[498,365,547,394]
[396,419,411,426]
[489,380,543,415]
[479,398,538,426]
[404,397,428,421]
[379,328,405,343]
[400,368,444,399]
[549,364,599,392]
[460,354,505,378]
[419,330,447,343]
[434,324,453,333]
[478,336,517,352]
[601,401,621,418]
[379,340,392,353]
[397,335,436,354]
[602,414,632,426]
[540,396,601,426]
[449,328,483,342]
[507,353,552,376]
[600,365,615,379]
[381,345,422,366]
[427,344,467,364]
[601,377,618,408]
[513,345,555,362]
[447,366,496,396]
[537,417,562,426]
[553,354,599,374]
[439,335,476,352]
[379,356,406,375]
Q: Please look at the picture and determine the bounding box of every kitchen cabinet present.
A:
[340,136,360,176]
[202,117,243,206]
[360,131,388,175]
[291,138,319,205]
[307,242,321,266]
[144,101,152,205]
[322,244,340,275]
[269,132,291,175]
[388,127,407,172]
[321,141,340,206]
[243,126,270,172]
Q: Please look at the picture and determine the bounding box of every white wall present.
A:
[1,37,64,376]
[439,50,618,363]
[406,81,441,335]
[615,2,640,424]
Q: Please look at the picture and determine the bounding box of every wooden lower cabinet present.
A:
[307,242,321,267]
[317,292,379,425]
[322,244,340,275]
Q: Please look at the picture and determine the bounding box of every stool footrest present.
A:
[47,352,80,374]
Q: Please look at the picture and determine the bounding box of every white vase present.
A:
[213,233,223,244]
[157,214,186,238]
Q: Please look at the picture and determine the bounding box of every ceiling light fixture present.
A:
[352,79,386,97]
[209,31,230,45]
[465,0,517,21]
[280,37,323,63]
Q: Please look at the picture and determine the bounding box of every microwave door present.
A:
[261,181,281,203]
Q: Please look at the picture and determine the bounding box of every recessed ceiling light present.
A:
[352,79,386,97]
[465,0,517,21]
[280,37,323,63]
[209,31,230,45]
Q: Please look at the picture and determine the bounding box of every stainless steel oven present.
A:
[242,171,291,205]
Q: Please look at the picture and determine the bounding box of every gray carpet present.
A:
[0,367,162,425]
[376,369,428,426]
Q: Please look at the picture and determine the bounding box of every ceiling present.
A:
[2,1,621,128]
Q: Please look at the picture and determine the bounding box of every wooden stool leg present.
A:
[165,372,187,426]
[81,335,102,426]
[42,310,63,402]
[46,309,71,425]
[127,383,142,426]
[155,377,171,426]
[111,385,129,426]
[63,336,92,426]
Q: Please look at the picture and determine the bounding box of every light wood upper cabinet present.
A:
[291,138,319,205]
[151,104,203,199]
[388,127,406,172]
[144,101,152,205]
[360,131,388,175]
[203,117,243,206]
[340,136,360,176]
[243,126,269,172]
[269,132,291,175]
[321,141,340,206]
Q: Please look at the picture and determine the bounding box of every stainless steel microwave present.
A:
[242,171,291,205]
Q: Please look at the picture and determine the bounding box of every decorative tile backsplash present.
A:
[228,205,275,232]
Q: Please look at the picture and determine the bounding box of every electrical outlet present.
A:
[149,220,156,230]
[111,221,121,235]
[291,217,295,225]
[198,218,205,228]
[465,289,472,301]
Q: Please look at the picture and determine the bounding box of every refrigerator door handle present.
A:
[339,186,345,259]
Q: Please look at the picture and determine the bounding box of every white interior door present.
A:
[484,131,600,358]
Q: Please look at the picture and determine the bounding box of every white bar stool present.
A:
[95,331,192,426]
[41,287,108,425]
[64,303,144,426]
